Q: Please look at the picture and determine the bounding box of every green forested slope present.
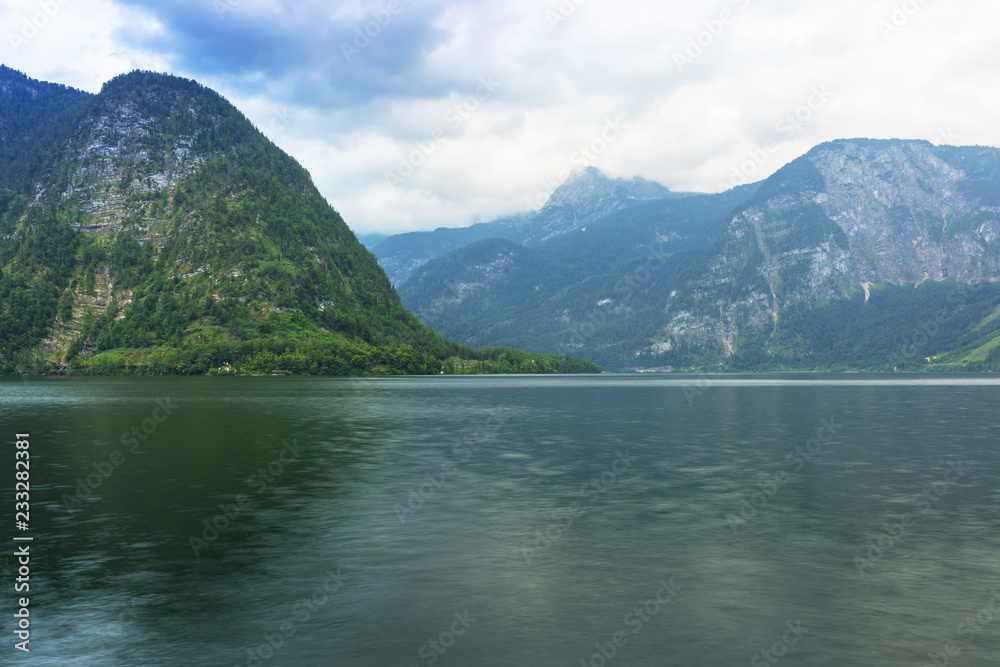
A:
[399,187,759,367]
[0,68,598,375]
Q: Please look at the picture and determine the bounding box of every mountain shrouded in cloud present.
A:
[371,166,690,285]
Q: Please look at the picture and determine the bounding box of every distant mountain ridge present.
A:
[372,212,534,286]
[372,167,691,285]
[399,186,759,360]
[395,139,1000,371]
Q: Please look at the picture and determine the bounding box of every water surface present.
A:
[2,375,999,666]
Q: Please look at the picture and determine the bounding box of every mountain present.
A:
[516,166,693,245]
[372,212,533,286]
[398,139,1000,371]
[356,233,388,249]
[656,139,1000,364]
[0,68,598,376]
[0,65,92,195]
[399,186,758,363]
[372,167,690,285]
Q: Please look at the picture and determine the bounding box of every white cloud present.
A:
[4,0,1000,234]
[1,0,169,92]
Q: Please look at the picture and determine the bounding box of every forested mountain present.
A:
[399,187,758,366]
[0,65,92,195]
[397,140,1000,372]
[0,68,598,375]
[373,212,533,286]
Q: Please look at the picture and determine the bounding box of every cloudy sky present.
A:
[2,0,999,235]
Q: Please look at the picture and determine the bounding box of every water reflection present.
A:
[1,375,998,665]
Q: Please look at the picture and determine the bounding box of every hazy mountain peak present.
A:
[541,167,671,211]
[563,165,608,182]
[522,167,675,244]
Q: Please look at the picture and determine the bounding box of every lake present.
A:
[2,375,999,666]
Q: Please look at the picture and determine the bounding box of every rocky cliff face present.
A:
[53,78,210,241]
[656,139,1000,355]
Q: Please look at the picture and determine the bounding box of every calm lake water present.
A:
[2,375,1000,666]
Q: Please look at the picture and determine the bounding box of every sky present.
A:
[2,0,999,235]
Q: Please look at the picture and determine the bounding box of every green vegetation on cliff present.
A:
[0,68,599,376]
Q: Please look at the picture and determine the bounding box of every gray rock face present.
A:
[657,139,1000,355]
[519,166,678,245]
[813,141,1000,283]
[50,89,211,242]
